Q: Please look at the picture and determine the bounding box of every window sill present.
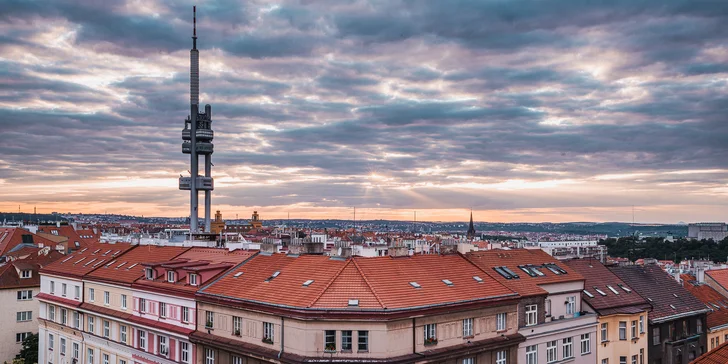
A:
[341,350,352,353]
[463,335,474,340]
[357,350,369,354]
[324,350,337,354]
[496,329,508,334]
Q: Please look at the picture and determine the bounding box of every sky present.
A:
[1,0,727,223]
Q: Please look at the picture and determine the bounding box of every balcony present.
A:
[524,311,597,339]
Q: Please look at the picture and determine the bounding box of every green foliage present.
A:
[601,236,728,263]
[16,333,38,364]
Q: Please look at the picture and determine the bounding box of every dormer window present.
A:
[167,271,175,283]
[20,270,31,279]
[189,273,198,286]
[145,268,154,280]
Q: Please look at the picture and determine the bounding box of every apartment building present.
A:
[680,275,728,352]
[611,265,709,364]
[564,258,651,364]
[193,252,525,363]
[466,249,598,364]
[0,248,63,362]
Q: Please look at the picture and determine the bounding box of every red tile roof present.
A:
[610,265,709,323]
[705,269,728,292]
[465,249,584,297]
[85,246,190,285]
[681,275,728,330]
[0,228,60,256]
[36,225,99,247]
[691,339,728,364]
[200,253,517,311]
[41,243,134,279]
[564,258,649,315]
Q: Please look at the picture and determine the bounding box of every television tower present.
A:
[179,6,214,233]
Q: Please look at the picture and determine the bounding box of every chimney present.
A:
[259,243,278,254]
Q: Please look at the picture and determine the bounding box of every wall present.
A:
[85,281,133,312]
[0,287,40,362]
[596,312,649,364]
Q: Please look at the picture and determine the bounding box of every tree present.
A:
[16,333,38,364]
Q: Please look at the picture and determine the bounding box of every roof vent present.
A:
[409,282,421,289]
[302,279,314,287]
[348,299,359,307]
[473,276,483,283]
[234,272,243,278]
[442,279,454,287]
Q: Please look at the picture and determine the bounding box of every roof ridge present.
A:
[307,258,353,308]
[351,257,386,309]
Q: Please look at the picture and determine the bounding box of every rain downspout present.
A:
[278,317,285,359]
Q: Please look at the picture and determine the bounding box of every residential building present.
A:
[466,249,599,364]
[680,275,728,353]
[0,248,63,362]
[703,269,728,300]
[564,258,651,364]
[0,227,60,257]
[611,264,710,364]
[194,252,525,363]
[690,339,728,363]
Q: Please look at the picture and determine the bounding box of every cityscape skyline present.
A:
[2,1,728,223]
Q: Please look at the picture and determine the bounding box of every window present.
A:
[563,337,573,359]
[182,306,190,323]
[632,355,638,364]
[49,305,55,321]
[89,288,95,302]
[233,316,242,336]
[640,316,645,333]
[566,296,576,315]
[181,342,190,363]
[632,320,637,339]
[73,343,79,359]
[424,323,437,343]
[463,318,473,337]
[463,359,474,364]
[205,311,214,328]
[526,304,538,326]
[120,325,127,343]
[581,333,591,354]
[497,312,507,331]
[62,283,67,297]
[17,290,32,300]
[620,357,627,364]
[50,281,55,294]
[652,327,660,345]
[20,270,31,278]
[167,271,175,282]
[73,311,80,329]
[119,360,127,364]
[121,294,127,310]
[49,333,54,350]
[88,316,95,333]
[159,336,168,356]
[159,302,166,318]
[325,330,336,351]
[103,353,109,364]
[697,318,703,333]
[190,273,198,286]
[145,268,154,280]
[87,348,94,364]
[546,299,551,316]
[103,320,110,338]
[601,323,608,342]
[619,321,627,340]
[205,348,214,364]
[358,331,369,352]
[547,341,557,363]
[61,337,67,355]
[16,311,32,322]
[61,308,67,325]
[138,330,146,350]
[232,356,243,364]
[496,350,507,364]
[104,291,110,305]
[16,332,31,343]
[74,286,80,299]
[139,298,148,313]
[341,330,352,351]
[526,345,537,364]
[264,322,275,343]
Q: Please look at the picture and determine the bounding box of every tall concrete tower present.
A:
[179,6,214,233]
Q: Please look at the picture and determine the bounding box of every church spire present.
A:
[467,210,476,239]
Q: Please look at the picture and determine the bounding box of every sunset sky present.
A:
[1,0,727,223]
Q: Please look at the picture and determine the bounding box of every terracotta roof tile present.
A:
[85,245,190,285]
[705,269,728,292]
[680,275,728,330]
[41,243,134,278]
[691,339,728,364]
[465,249,584,297]
[564,258,649,314]
[0,228,60,256]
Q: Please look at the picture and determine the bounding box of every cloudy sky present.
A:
[1,0,727,223]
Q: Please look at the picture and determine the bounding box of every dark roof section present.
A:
[563,258,650,315]
[609,264,708,323]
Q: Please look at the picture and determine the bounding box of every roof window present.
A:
[618,284,632,293]
[594,287,607,296]
[544,264,567,275]
[104,260,116,268]
[116,262,127,269]
[607,285,619,295]
[673,293,678,298]
[302,279,314,287]
[348,299,359,307]
[62,255,74,263]
[473,276,483,283]
[409,282,421,289]
[583,290,594,298]
[145,268,155,280]
[494,266,519,280]
[127,263,138,270]
[93,249,100,254]
[74,257,86,265]
[669,304,676,310]
[83,258,97,267]
[265,271,281,282]
[234,272,244,278]
[442,279,454,287]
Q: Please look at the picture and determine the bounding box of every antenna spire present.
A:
[192,6,197,49]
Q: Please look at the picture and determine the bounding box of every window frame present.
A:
[566,296,576,315]
[205,348,215,364]
[325,330,336,351]
[120,325,127,343]
[121,294,127,310]
[424,323,437,342]
[546,340,558,363]
[88,288,95,302]
[497,312,507,331]
[358,330,369,352]
[463,318,474,337]
[104,291,110,306]
[341,330,353,351]
[263,322,275,343]
[619,321,627,340]
[525,304,538,326]
[526,345,538,364]
[17,289,32,301]
[581,333,591,355]
[181,342,190,363]
[563,337,573,359]
[138,330,147,350]
[496,350,507,364]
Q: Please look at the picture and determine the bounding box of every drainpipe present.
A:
[278,317,285,359]
[412,317,416,354]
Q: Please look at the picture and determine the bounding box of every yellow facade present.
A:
[708,327,728,351]
[596,313,649,364]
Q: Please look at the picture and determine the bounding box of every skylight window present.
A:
[127,263,138,270]
[103,250,111,256]
[519,265,537,277]
[105,260,116,268]
[501,266,520,279]
[234,272,244,278]
[442,279,454,287]
[647,297,653,302]
[673,293,678,298]
[494,267,519,280]
[607,285,619,295]
[670,304,676,309]
[79,248,88,253]
[74,257,86,265]
[409,282,421,289]
[618,284,632,293]
[92,260,105,268]
[93,249,100,254]
[62,256,74,263]
[116,262,127,269]
[265,271,281,282]
[83,258,97,267]
[583,290,595,298]
[348,299,359,306]
[473,276,483,283]
[302,279,314,287]
[544,264,567,275]
[594,287,607,296]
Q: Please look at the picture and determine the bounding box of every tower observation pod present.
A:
[180,5,214,233]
